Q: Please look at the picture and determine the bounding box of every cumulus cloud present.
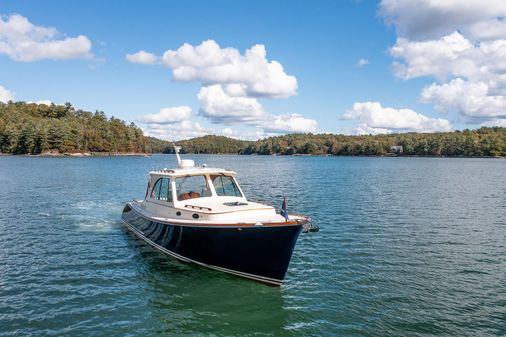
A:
[390,32,506,83]
[390,31,506,120]
[379,0,506,125]
[138,106,192,124]
[197,84,266,124]
[142,120,210,140]
[131,40,317,135]
[197,84,317,133]
[421,78,506,119]
[390,32,474,81]
[353,124,393,135]
[162,40,297,98]
[222,127,266,140]
[379,0,506,40]
[137,106,212,140]
[265,113,318,133]
[125,50,158,64]
[343,101,452,134]
[0,85,13,103]
[0,14,92,61]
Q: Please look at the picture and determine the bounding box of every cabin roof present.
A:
[149,166,237,177]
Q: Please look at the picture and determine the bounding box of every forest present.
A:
[1,101,505,157]
[164,129,506,157]
[239,129,506,157]
[0,101,149,154]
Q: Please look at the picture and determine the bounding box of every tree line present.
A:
[0,101,149,154]
[240,129,506,157]
[1,101,504,157]
[166,129,505,157]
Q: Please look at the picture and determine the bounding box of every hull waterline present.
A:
[121,203,303,285]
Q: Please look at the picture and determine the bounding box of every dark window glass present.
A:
[150,178,173,202]
[211,175,242,197]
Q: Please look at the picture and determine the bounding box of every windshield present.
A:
[211,175,242,197]
[175,175,212,201]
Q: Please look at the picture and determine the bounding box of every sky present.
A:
[1,0,506,140]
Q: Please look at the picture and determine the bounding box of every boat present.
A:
[121,146,315,286]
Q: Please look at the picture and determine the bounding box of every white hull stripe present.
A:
[122,220,284,286]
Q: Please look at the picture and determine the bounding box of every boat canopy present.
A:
[149,166,237,178]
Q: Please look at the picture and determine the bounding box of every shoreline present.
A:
[0,152,152,157]
[1,152,502,159]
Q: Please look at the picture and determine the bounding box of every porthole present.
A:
[192,213,200,219]
[176,211,181,216]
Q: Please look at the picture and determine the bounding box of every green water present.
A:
[0,155,505,336]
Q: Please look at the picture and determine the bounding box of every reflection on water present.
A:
[124,230,291,336]
[0,155,505,336]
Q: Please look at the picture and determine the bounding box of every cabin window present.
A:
[211,175,242,197]
[150,178,173,202]
[175,175,211,201]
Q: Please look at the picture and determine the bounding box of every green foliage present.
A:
[174,135,252,154]
[145,136,173,153]
[0,101,149,154]
[172,129,506,157]
[242,130,505,157]
[1,101,504,157]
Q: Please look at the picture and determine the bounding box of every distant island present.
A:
[1,101,505,157]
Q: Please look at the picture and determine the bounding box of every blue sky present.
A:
[1,0,505,139]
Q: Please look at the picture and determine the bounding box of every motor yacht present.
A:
[122,146,313,285]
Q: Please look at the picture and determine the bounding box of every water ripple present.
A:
[0,155,505,336]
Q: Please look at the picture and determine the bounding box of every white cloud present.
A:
[379,0,506,40]
[131,40,317,135]
[390,32,473,81]
[265,113,318,133]
[357,58,369,67]
[0,85,13,103]
[353,124,393,135]
[197,84,266,124]
[142,120,214,140]
[421,78,506,119]
[197,84,318,133]
[0,14,92,61]
[138,106,211,140]
[222,127,265,140]
[125,50,158,64]
[379,1,506,125]
[142,120,211,141]
[162,40,297,98]
[390,32,506,83]
[343,101,452,134]
[390,32,506,119]
[138,106,192,124]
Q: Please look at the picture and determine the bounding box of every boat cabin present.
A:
[146,166,246,207]
[138,148,279,223]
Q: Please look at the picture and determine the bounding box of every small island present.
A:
[1,101,505,157]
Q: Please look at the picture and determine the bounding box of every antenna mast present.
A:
[174,145,182,166]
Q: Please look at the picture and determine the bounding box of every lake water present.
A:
[0,155,505,336]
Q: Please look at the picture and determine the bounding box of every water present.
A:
[0,155,505,336]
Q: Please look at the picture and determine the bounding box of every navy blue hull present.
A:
[121,203,302,285]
